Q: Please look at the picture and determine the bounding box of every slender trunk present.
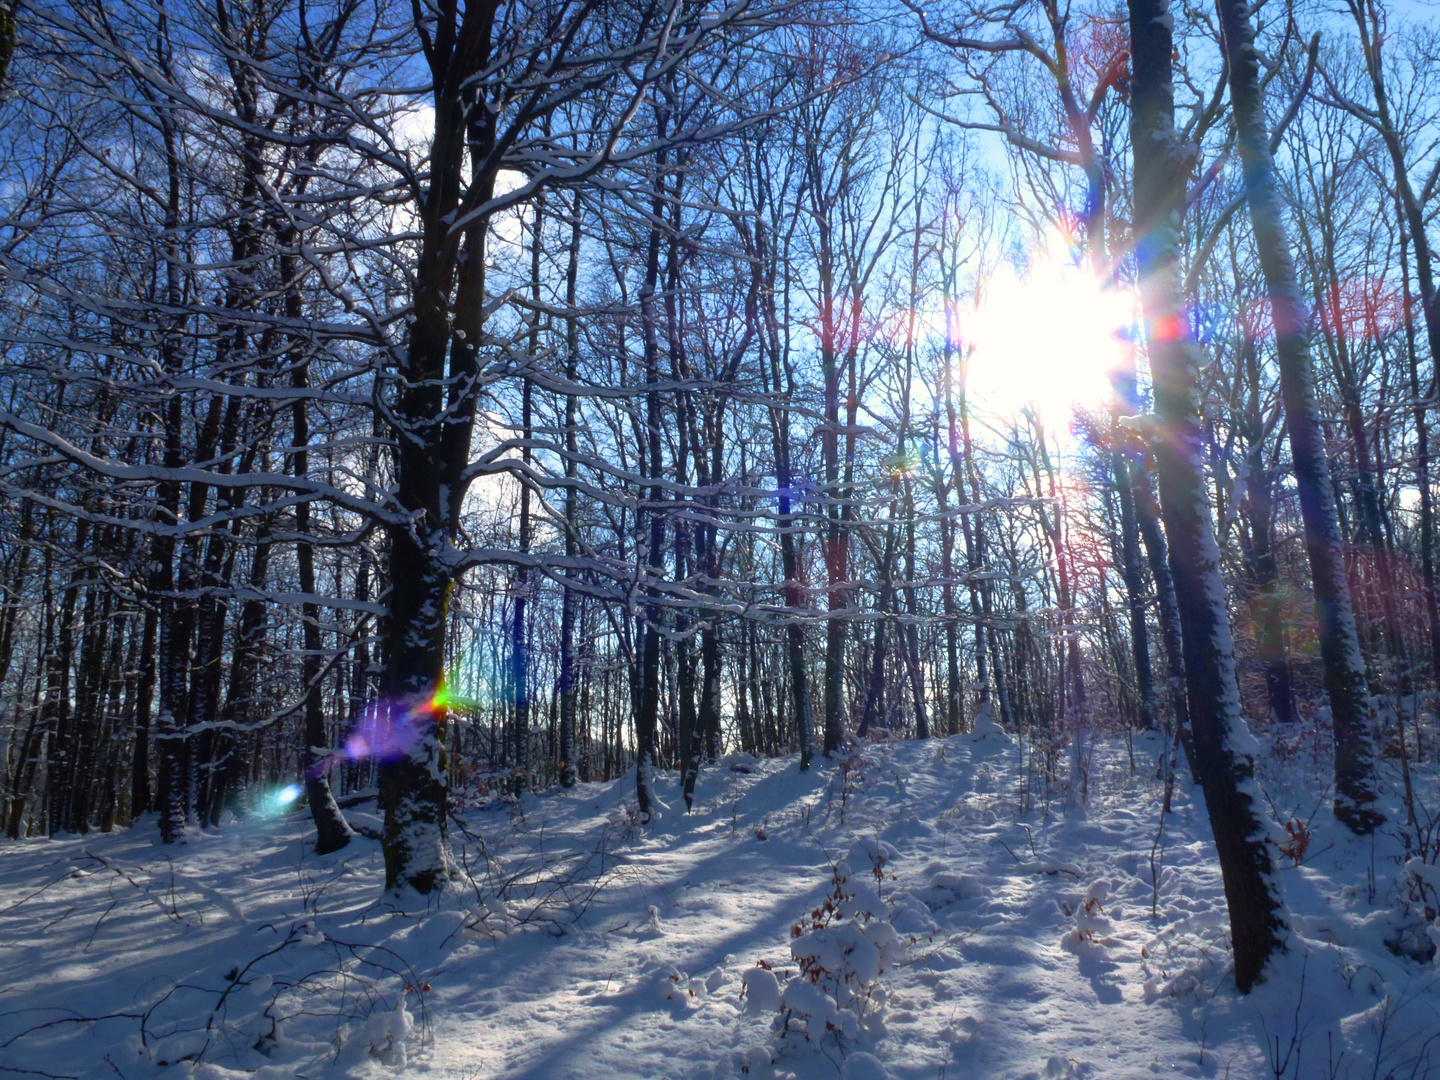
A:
[946,357,991,718]
[154,102,190,842]
[46,522,86,835]
[1236,334,1296,727]
[1112,442,1155,728]
[1218,7,1380,831]
[512,195,544,794]
[131,604,157,817]
[1133,471,1198,777]
[290,343,352,854]
[903,477,930,739]
[559,197,582,787]
[669,216,700,807]
[936,446,965,736]
[858,502,899,738]
[1035,423,1088,803]
[211,512,273,825]
[695,405,725,771]
[813,171,846,756]
[897,204,929,740]
[1395,194,1440,682]
[1129,0,1288,990]
[635,148,668,819]
[6,658,39,838]
[758,203,813,770]
[154,395,190,843]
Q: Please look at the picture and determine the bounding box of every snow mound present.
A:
[841,1050,891,1079]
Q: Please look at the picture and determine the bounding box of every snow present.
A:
[840,1050,890,1079]
[742,966,782,1012]
[2,730,1439,1079]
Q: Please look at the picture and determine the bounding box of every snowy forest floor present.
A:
[4,725,1440,1080]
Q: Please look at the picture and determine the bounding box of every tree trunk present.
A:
[1112,443,1155,729]
[635,149,668,820]
[291,369,352,855]
[1218,7,1381,832]
[757,200,813,770]
[1128,0,1288,991]
[1395,195,1440,684]
[559,197,582,788]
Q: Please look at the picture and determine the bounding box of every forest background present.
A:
[0,0,1437,995]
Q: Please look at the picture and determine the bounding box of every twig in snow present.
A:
[82,850,199,926]
[0,860,94,917]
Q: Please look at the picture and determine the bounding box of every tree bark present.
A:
[635,147,668,820]
[290,358,352,855]
[559,196,582,788]
[1218,7,1381,831]
[1128,0,1289,991]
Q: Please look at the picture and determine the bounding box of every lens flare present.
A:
[962,237,1134,422]
[258,669,504,820]
[311,677,485,779]
[299,639,508,794]
[256,781,306,819]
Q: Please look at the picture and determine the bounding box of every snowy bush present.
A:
[336,999,414,1068]
[1069,881,1112,945]
[647,962,710,1005]
[775,840,902,1045]
[1402,858,1440,960]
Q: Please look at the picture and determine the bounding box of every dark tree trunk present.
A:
[1217,7,1381,832]
[154,395,191,844]
[635,149,668,820]
[1112,442,1155,729]
[131,604,157,818]
[290,366,352,855]
[903,479,930,739]
[6,658,40,838]
[858,501,899,738]
[153,95,191,845]
[46,521,86,836]
[512,194,545,794]
[1129,0,1288,991]
[209,508,273,825]
[559,198,582,788]
[1395,201,1440,684]
[755,198,813,770]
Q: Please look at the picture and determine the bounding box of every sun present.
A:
[960,242,1134,424]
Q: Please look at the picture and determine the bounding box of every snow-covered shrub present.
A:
[1389,800,1440,961]
[646,962,710,1005]
[607,799,647,839]
[336,999,414,1068]
[1069,881,1112,945]
[778,840,902,1044]
[1401,858,1440,961]
[464,894,516,939]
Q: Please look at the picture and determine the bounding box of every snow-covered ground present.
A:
[3,727,1439,1080]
